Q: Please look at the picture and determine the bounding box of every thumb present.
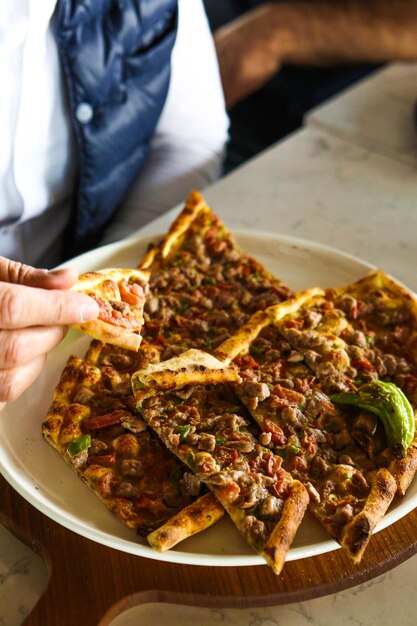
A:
[0,257,79,290]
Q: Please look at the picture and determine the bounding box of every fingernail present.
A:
[79,300,99,323]
[48,267,73,276]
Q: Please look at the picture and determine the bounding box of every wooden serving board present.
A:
[2,474,417,626]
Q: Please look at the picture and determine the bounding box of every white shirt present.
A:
[0,0,228,266]
[0,0,76,227]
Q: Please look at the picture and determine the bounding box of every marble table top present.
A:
[307,62,417,169]
[1,61,417,626]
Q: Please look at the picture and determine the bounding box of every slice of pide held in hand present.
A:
[132,352,309,575]
[41,352,223,536]
[71,268,150,351]
[137,190,294,360]
[211,287,406,564]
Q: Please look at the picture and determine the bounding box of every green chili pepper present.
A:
[224,406,242,414]
[280,444,301,458]
[215,435,226,445]
[67,434,91,457]
[132,378,145,391]
[186,451,196,469]
[177,301,190,314]
[178,425,191,442]
[331,381,415,458]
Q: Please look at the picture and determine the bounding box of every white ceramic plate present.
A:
[1,231,415,568]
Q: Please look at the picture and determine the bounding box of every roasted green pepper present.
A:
[331,381,415,458]
[67,434,91,457]
[178,425,191,442]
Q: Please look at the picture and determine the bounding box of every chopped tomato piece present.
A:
[234,354,259,370]
[95,472,118,498]
[266,453,283,477]
[302,432,318,456]
[263,420,287,446]
[273,477,292,500]
[325,494,355,511]
[272,384,305,405]
[119,280,146,307]
[154,334,166,345]
[88,452,116,466]
[136,494,167,517]
[93,296,141,329]
[352,359,375,371]
[284,318,303,329]
[83,409,128,430]
[205,227,218,240]
[214,446,239,468]
[350,300,365,320]
[217,482,240,503]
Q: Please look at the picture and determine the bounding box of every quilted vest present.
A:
[55,0,178,254]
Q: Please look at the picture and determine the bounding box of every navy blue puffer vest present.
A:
[55,0,178,254]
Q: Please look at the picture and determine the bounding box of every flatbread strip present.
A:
[137,190,294,361]
[140,190,208,268]
[130,190,295,550]
[132,353,309,575]
[147,492,224,552]
[83,339,228,536]
[44,190,295,550]
[42,353,214,534]
[280,269,417,496]
[211,271,417,562]
[132,348,242,401]
[72,268,149,351]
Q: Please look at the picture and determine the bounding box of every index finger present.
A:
[0,282,99,329]
[0,257,79,289]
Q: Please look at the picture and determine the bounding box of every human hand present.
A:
[0,258,99,410]
[214,5,283,108]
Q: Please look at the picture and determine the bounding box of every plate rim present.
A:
[1,229,414,568]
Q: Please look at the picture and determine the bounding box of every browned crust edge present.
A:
[41,355,97,448]
[147,492,225,552]
[72,268,150,291]
[262,480,310,575]
[330,269,417,350]
[131,350,241,403]
[213,289,324,365]
[340,468,397,564]
[138,190,207,269]
[73,318,143,352]
[388,437,417,496]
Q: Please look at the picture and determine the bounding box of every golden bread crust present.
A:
[263,480,309,574]
[71,267,150,351]
[139,190,207,269]
[42,351,212,534]
[132,348,241,403]
[147,492,225,552]
[340,468,397,563]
